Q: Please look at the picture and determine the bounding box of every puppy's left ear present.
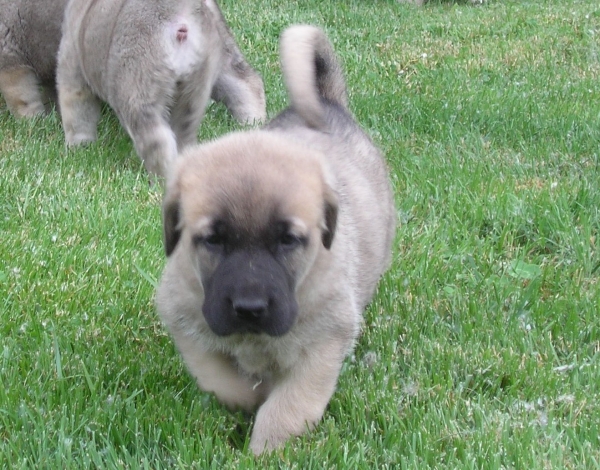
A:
[321,185,338,249]
[162,180,182,257]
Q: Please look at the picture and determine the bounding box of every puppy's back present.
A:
[275,25,396,308]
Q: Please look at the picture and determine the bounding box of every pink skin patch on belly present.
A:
[176,24,188,43]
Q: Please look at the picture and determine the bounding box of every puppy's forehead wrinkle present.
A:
[179,130,327,186]
[179,131,328,230]
[214,203,296,246]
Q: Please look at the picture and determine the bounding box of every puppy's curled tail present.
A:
[280,25,348,130]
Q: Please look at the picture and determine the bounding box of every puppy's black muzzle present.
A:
[202,249,298,336]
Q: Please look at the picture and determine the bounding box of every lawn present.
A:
[1,0,599,468]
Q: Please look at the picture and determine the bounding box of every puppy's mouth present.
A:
[202,295,298,337]
[201,250,298,337]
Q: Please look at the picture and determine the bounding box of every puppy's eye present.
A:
[193,234,225,252]
[205,233,224,245]
[278,233,304,250]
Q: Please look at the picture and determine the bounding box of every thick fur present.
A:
[57,0,266,177]
[156,25,396,454]
[0,0,68,117]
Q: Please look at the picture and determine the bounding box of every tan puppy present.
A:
[57,0,266,177]
[156,25,396,454]
[0,0,68,117]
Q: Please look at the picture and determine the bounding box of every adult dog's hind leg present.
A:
[211,58,266,125]
[126,108,178,179]
[57,47,101,145]
[0,67,47,117]
[169,81,213,152]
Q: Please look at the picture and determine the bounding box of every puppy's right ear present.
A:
[162,183,182,257]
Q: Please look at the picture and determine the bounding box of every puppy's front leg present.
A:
[171,332,267,411]
[249,338,347,454]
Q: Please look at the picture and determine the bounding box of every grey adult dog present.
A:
[156,25,396,454]
[0,0,68,117]
[0,0,264,130]
[57,0,266,177]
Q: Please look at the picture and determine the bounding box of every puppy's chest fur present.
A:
[223,334,303,378]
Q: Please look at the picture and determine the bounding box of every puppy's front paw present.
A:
[249,421,291,455]
[248,396,319,455]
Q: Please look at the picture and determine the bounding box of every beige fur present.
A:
[156,25,396,454]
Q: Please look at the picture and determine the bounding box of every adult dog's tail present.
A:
[280,25,348,129]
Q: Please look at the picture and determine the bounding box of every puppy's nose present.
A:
[232,297,268,322]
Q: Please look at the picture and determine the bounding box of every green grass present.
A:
[1,0,599,468]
